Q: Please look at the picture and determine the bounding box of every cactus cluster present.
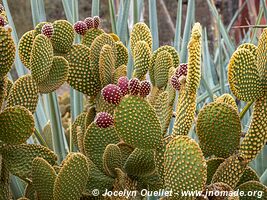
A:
[0,2,267,199]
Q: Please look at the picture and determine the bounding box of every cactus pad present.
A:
[115,41,128,68]
[196,101,241,158]
[54,153,89,200]
[215,93,238,111]
[257,28,267,90]
[236,181,267,199]
[114,95,162,149]
[0,76,7,108]
[81,28,104,48]
[206,158,225,185]
[0,106,34,144]
[113,64,127,83]
[6,74,38,113]
[236,166,259,187]
[71,112,87,146]
[164,136,207,198]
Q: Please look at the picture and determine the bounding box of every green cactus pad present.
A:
[24,183,37,200]
[238,43,257,58]
[205,182,238,200]
[115,41,128,68]
[211,154,248,189]
[206,158,225,185]
[0,27,16,78]
[103,144,122,177]
[42,121,53,150]
[236,166,259,188]
[164,136,207,198]
[85,157,114,195]
[113,64,127,83]
[228,48,263,101]
[236,181,267,199]
[150,45,180,85]
[18,30,35,69]
[71,112,88,146]
[0,159,11,200]
[51,20,74,53]
[0,76,7,108]
[4,77,13,101]
[31,34,53,84]
[65,44,99,96]
[186,23,202,93]
[32,157,56,200]
[130,22,152,59]
[54,153,89,200]
[133,41,151,80]
[124,148,156,177]
[137,172,164,191]
[1,144,57,180]
[196,101,241,158]
[95,92,116,115]
[84,123,120,170]
[240,95,267,161]
[114,95,162,149]
[85,106,97,128]
[82,28,105,48]
[0,106,34,144]
[215,93,238,111]
[117,142,134,166]
[99,44,115,87]
[154,50,173,89]
[6,75,38,113]
[257,28,267,90]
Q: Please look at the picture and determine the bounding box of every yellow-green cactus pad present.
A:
[164,136,207,199]
[186,23,202,93]
[95,92,116,115]
[38,56,69,93]
[114,95,162,149]
[65,44,98,96]
[1,144,57,180]
[31,34,53,84]
[85,106,97,128]
[109,33,120,42]
[236,181,267,199]
[4,77,13,101]
[82,28,105,48]
[240,95,267,161]
[99,44,115,87]
[154,50,173,89]
[124,148,156,177]
[18,30,35,69]
[236,166,259,188]
[85,157,114,195]
[206,158,225,185]
[42,121,53,150]
[115,41,128,68]
[196,101,241,158]
[84,123,120,170]
[150,45,180,85]
[130,22,152,59]
[17,198,30,200]
[154,91,173,135]
[6,75,38,113]
[34,22,48,37]
[0,106,34,144]
[257,28,267,90]
[113,64,127,83]
[238,43,257,58]
[215,93,238,111]
[133,41,151,80]
[0,159,11,200]
[24,183,37,200]
[103,144,122,177]
[138,172,164,191]
[51,20,74,53]
[117,142,134,166]
[54,153,89,200]
[205,182,238,200]
[32,157,56,200]
[228,48,263,101]
[71,112,88,146]
[0,27,16,78]
[211,154,248,189]
[172,89,197,136]
[0,76,7,108]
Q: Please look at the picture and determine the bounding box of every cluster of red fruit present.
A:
[170,63,188,91]
[95,77,151,129]
[73,16,100,35]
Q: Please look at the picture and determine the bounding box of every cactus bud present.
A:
[101,84,122,105]
[93,16,100,29]
[117,76,129,96]
[175,63,188,78]
[171,75,180,91]
[0,16,5,27]
[84,17,94,29]
[139,80,151,97]
[73,21,87,35]
[95,112,114,128]
[129,78,140,95]
[41,24,54,38]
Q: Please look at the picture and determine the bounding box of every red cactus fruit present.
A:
[84,17,94,29]
[41,24,54,38]
[175,63,188,78]
[139,80,151,97]
[101,84,122,105]
[73,21,87,35]
[93,16,100,29]
[0,16,5,27]
[95,112,114,128]
[129,78,141,95]
[171,75,181,91]
[117,76,129,96]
